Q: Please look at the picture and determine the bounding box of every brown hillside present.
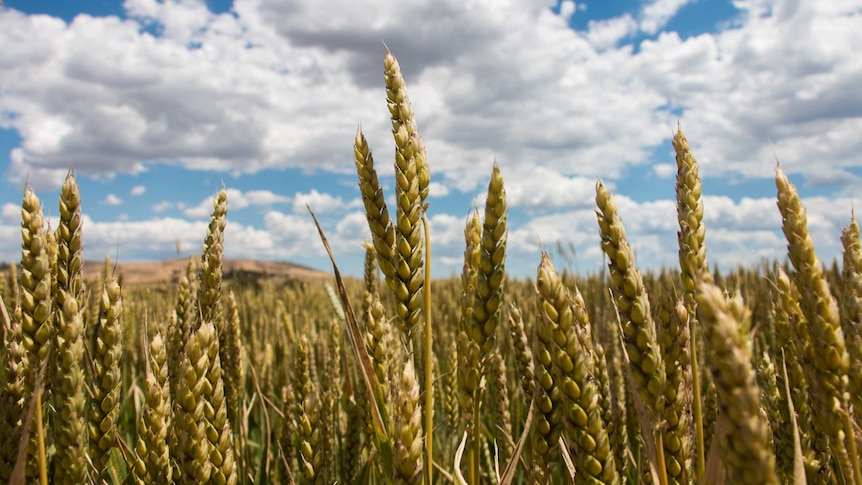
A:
[74,258,332,286]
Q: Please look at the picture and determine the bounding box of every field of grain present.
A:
[1,50,860,485]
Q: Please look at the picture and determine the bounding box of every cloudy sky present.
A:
[0,0,860,278]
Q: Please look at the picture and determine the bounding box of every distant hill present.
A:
[73,258,332,286]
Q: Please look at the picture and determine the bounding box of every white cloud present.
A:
[1,203,19,224]
[653,163,676,178]
[102,194,123,206]
[0,0,654,194]
[0,184,856,279]
[640,0,695,35]
[428,181,450,197]
[292,189,359,214]
[637,3,862,185]
[1,0,857,196]
[124,0,215,42]
[505,190,858,276]
[262,210,327,257]
[0,208,363,264]
[130,185,146,196]
[243,190,291,206]
[0,0,860,278]
[66,215,210,261]
[427,212,470,249]
[184,188,291,218]
[504,166,597,211]
[559,0,577,20]
[152,200,173,212]
[326,211,375,256]
[584,14,638,50]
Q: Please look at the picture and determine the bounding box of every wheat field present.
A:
[1,50,860,485]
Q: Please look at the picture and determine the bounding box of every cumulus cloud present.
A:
[262,209,354,258]
[0,0,857,196]
[0,0,860,277]
[67,215,210,261]
[584,14,638,50]
[638,3,862,186]
[504,166,597,211]
[639,0,694,35]
[0,208,365,265]
[1,203,20,225]
[152,200,173,212]
[653,163,676,178]
[243,190,292,206]
[505,191,858,276]
[130,185,146,196]
[559,0,578,20]
[0,188,856,278]
[292,189,359,214]
[184,188,291,218]
[102,194,123,206]
[428,181,450,198]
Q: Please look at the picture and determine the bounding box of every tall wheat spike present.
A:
[506,302,535,404]
[776,165,858,484]
[224,290,243,429]
[0,300,26,481]
[457,209,482,481]
[355,130,397,285]
[88,272,123,482]
[393,359,423,484]
[19,188,54,393]
[773,268,821,480]
[673,127,707,480]
[136,330,173,484]
[463,164,508,482]
[531,258,565,483]
[595,181,666,415]
[537,253,617,484]
[469,163,508,359]
[655,285,691,485]
[51,171,88,485]
[697,278,779,485]
[200,319,238,485]
[174,321,213,483]
[295,336,323,484]
[839,215,862,430]
[199,188,227,328]
[384,49,425,338]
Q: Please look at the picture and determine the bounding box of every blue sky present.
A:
[1,0,860,278]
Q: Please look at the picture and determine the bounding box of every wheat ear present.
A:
[538,254,618,484]
[673,127,707,480]
[88,273,123,482]
[839,215,862,431]
[51,171,87,485]
[0,299,26,481]
[385,50,425,338]
[776,166,859,484]
[697,278,779,485]
[136,329,173,483]
[595,181,666,414]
